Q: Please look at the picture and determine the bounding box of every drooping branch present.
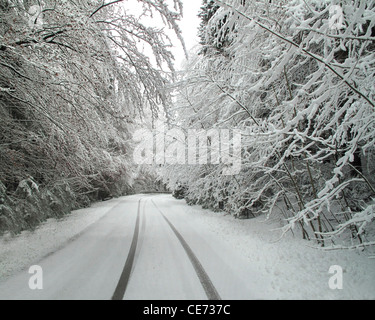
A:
[213,0,375,110]
[89,0,125,18]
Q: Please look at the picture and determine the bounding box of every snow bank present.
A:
[171,197,375,300]
[0,197,125,281]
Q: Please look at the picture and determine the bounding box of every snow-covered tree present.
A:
[163,0,375,250]
[0,0,184,233]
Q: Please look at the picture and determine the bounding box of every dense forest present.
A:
[1,0,374,251]
[161,0,375,250]
[0,0,183,233]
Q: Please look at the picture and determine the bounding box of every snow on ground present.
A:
[174,197,375,300]
[0,194,374,300]
[0,197,126,281]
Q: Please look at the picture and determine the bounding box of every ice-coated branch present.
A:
[213,0,375,110]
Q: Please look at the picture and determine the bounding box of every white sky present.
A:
[121,0,202,70]
[173,0,202,69]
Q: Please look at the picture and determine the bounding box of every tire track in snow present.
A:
[112,198,143,300]
[151,199,222,300]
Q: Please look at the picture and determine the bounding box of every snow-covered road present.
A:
[0,194,261,300]
[1,194,374,300]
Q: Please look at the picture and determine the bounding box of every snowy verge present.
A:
[0,197,125,281]
[164,196,375,300]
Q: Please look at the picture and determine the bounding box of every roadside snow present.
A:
[1,194,374,300]
[0,197,125,281]
[177,198,375,300]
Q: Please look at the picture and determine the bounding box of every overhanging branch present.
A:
[213,0,375,110]
[89,0,124,18]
